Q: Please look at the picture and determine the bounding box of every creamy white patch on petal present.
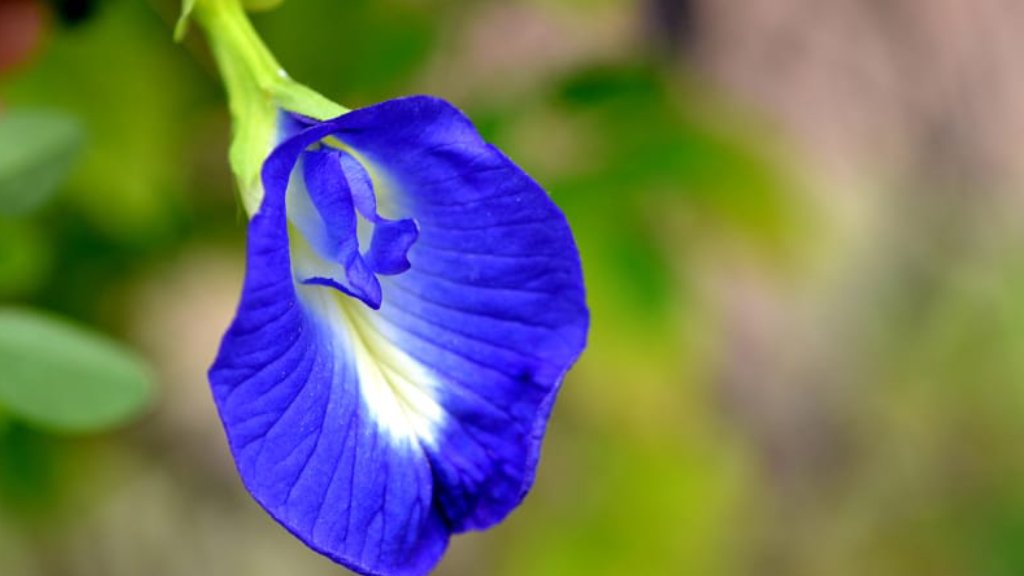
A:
[301,285,445,447]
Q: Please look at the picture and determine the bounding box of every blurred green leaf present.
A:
[3,0,204,241]
[0,110,83,216]
[0,308,153,433]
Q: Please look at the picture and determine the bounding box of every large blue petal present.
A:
[211,131,447,576]
[327,97,589,532]
[210,96,588,576]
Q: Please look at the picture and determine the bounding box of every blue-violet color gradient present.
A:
[209,96,589,576]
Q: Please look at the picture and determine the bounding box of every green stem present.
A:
[192,0,278,212]
[194,0,348,119]
[192,0,348,214]
[195,0,281,93]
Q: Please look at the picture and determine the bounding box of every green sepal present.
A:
[192,0,348,215]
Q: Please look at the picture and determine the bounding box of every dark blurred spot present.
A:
[645,0,697,60]
[46,0,97,25]
[557,64,666,107]
[0,423,60,516]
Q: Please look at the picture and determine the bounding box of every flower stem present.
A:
[195,0,281,93]
[191,0,348,214]
[193,0,349,121]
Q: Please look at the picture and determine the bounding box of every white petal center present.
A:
[302,285,445,447]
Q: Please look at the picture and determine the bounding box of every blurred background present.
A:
[3,0,1024,574]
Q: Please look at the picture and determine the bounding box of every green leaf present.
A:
[0,110,83,216]
[174,0,196,41]
[0,309,154,433]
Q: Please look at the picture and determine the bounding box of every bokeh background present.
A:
[3,0,1024,574]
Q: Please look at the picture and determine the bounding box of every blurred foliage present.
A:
[4,0,206,243]
[253,0,438,105]
[0,308,153,434]
[0,110,82,216]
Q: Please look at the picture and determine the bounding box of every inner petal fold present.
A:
[336,149,419,275]
[286,145,418,309]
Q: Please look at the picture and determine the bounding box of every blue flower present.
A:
[209,96,589,576]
